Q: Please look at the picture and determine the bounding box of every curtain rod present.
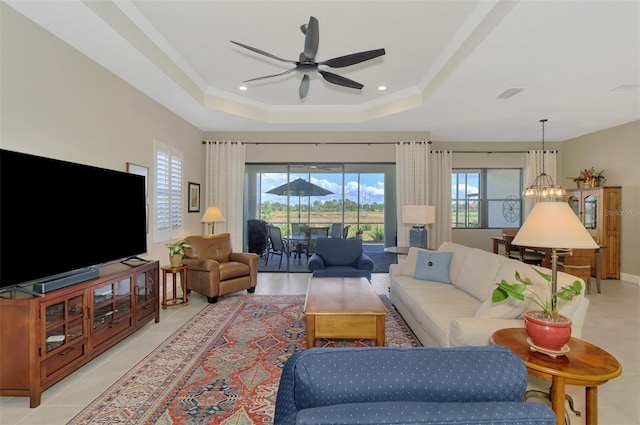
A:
[202,141,428,145]
[453,150,557,154]
[200,141,555,153]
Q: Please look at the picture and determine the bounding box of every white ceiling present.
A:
[6,0,640,142]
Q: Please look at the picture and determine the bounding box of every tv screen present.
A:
[0,149,147,289]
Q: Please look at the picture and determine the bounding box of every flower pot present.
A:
[169,254,183,268]
[524,310,572,351]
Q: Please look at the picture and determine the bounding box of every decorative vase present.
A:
[524,310,572,351]
[170,254,183,268]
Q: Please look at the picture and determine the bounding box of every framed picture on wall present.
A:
[188,182,200,213]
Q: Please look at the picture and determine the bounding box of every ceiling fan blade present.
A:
[299,74,310,99]
[318,70,363,90]
[230,40,296,64]
[303,16,319,61]
[318,48,386,68]
[243,68,296,83]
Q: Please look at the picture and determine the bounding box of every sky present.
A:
[260,173,385,205]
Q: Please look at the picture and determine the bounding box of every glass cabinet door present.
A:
[93,278,132,329]
[583,194,598,229]
[135,270,156,305]
[568,195,580,219]
[44,294,86,354]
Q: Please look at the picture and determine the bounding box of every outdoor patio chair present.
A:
[266,225,291,268]
[330,223,342,238]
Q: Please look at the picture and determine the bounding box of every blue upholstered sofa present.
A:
[274,345,556,425]
[307,237,374,280]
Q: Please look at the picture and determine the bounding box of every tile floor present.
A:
[0,273,638,425]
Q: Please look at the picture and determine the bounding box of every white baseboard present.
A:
[620,272,640,285]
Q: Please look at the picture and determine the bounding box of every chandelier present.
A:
[523,119,566,200]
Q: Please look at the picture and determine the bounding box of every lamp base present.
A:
[409,226,428,249]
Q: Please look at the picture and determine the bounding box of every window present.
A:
[452,169,522,229]
[154,141,184,242]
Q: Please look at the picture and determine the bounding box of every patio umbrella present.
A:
[267,178,334,222]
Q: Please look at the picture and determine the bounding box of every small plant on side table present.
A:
[492,268,582,320]
[492,267,583,351]
[166,240,191,267]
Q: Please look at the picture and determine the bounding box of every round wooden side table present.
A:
[491,328,621,425]
[161,265,188,308]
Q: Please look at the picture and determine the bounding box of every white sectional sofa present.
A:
[389,242,589,347]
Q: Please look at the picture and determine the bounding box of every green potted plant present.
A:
[166,239,191,267]
[492,267,583,352]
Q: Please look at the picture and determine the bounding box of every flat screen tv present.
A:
[0,149,147,292]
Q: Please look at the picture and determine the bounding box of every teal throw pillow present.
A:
[414,250,453,284]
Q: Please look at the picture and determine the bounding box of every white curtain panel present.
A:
[523,150,559,217]
[429,150,452,248]
[395,141,429,247]
[204,141,246,250]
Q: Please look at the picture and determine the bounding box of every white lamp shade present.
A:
[201,206,225,223]
[402,205,435,225]
[513,202,599,249]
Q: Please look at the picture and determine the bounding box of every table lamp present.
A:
[512,202,598,311]
[201,206,225,234]
[402,205,435,249]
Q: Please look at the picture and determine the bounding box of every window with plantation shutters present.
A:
[154,141,184,242]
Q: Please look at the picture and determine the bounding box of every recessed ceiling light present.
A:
[239,85,248,91]
[378,86,387,91]
[497,87,525,99]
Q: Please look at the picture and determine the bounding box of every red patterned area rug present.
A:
[68,294,419,425]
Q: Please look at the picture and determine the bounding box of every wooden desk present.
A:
[491,236,603,293]
[304,277,387,347]
[492,328,621,425]
[161,265,188,308]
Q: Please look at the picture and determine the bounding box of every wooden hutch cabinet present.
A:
[0,260,159,407]
[566,186,621,279]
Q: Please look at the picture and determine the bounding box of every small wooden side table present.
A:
[491,328,621,425]
[161,265,188,308]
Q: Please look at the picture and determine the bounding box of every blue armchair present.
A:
[308,237,374,280]
[274,345,556,425]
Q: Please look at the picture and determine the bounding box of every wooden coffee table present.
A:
[304,277,387,347]
[491,328,621,425]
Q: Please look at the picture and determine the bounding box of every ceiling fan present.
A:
[230,16,385,99]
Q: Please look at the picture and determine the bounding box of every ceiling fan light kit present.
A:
[230,16,385,99]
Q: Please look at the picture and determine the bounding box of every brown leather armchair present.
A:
[182,233,259,303]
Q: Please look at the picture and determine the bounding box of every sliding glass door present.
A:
[244,163,395,272]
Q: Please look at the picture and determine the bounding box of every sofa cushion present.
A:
[313,237,363,266]
[474,260,586,320]
[296,401,556,425]
[474,259,533,319]
[452,245,505,302]
[414,250,453,284]
[391,273,480,346]
[184,233,231,262]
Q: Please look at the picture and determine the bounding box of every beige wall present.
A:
[0,4,205,264]
[560,121,640,281]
